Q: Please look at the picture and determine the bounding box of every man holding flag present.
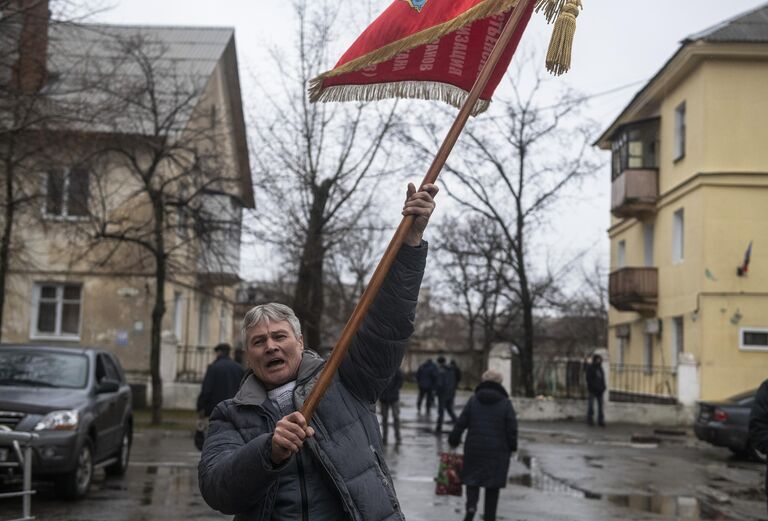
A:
[199,183,437,520]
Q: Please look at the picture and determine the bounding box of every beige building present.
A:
[1,8,253,402]
[597,4,768,402]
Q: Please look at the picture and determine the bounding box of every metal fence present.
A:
[175,345,215,383]
[610,364,677,404]
[510,359,588,399]
[0,428,38,521]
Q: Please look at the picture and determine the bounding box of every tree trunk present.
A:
[150,200,167,425]
[293,184,329,350]
[0,156,15,343]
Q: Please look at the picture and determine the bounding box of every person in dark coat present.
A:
[749,378,768,513]
[379,368,404,444]
[196,343,245,418]
[416,358,438,415]
[449,370,517,521]
[450,359,462,389]
[435,356,457,433]
[585,354,606,426]
[198,183,437,521]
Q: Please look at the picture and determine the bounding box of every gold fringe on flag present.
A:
[536,0,581,75]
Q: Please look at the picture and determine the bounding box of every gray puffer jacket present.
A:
[198,244,427,521]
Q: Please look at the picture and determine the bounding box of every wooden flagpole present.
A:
[301,0,537,422]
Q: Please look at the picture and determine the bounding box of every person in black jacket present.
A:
[416,358,438,415]
[585,354,606,426]
[435,356,457,433]
[749,378,768,513]
[379,368,404,444]
[449,370,517,521]
[196,343,245,418]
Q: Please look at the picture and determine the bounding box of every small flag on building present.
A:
[737,241,753,277]
[309,0,581,114]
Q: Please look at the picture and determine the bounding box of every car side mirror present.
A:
[97,378,120,394]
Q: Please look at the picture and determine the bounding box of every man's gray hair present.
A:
[241,302,302,344]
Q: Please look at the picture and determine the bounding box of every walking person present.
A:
[196,343,246,419]
[435,356,457,433]
[416,358,438,415]
[448,370,517,521]
[380,368,404,444]
[749,378,768,514]
[585,354,606,426]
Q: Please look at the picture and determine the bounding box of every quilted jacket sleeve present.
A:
[339,242,428,403]
[198,403,287,515]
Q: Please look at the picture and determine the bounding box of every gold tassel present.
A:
[544,0,581,75]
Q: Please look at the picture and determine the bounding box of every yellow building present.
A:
[597,4,768,403]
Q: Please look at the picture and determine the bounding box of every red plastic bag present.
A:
[434,452,463,496]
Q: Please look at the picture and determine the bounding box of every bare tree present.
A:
[405,57,601,396]
[75,34,245,423]
[249,0,399,349]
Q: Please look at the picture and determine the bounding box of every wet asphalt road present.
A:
[2,390,766,521]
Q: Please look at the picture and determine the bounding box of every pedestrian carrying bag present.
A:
[434,452,463,496]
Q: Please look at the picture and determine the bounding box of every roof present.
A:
[596,3,768,148]
[43,22,254,207]
[684,3,768,44]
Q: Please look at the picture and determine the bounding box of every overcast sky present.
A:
[93,0,768,284]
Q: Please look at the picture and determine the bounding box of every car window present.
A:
[102,354,123,384]
[96,354,119,383]
[0,350,88,389]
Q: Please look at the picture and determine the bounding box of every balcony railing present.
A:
[610,364,677,404]
[609,267,658,313]
[611,169,659,219]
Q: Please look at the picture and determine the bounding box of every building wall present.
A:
[608,52,768,401]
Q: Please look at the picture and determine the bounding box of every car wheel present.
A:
[105,426,132,476]
[55,439,94,500]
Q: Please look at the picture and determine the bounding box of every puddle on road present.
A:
[510,455,736,520]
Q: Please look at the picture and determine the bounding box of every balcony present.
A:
[609,267,658,314]
[611,169,659,219]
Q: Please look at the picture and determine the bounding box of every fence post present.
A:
[677,352,700,406]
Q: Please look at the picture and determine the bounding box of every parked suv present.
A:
[0,345,133,499]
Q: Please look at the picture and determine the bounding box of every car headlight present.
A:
[34,410,79,431]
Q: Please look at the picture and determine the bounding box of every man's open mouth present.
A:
[267,359,285,369]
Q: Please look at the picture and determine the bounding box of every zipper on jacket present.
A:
[296,451,309,521]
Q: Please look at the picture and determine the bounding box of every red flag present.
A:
[309,0,537,115]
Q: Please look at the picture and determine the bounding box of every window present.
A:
[173,291,184,342]
[610,119,659,179]
[674,102,686,161]
[45,168,90,218]
[617,240,626,269]
[644,223,655,267]
[31,283,83,339]
[96,354,119,383]
[672,209,685,264]
[197,296,211,346]
[643,334,654,373]
[617,337,627,370]
[671,316,684,364]
[739,328,768,352]
[219,303,230,344]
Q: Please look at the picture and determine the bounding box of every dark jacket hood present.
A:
[475,380,509,404]
[232,350,325,406]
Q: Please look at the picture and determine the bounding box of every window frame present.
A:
[739,327,768,352]
[197,296,211,347]
[643,334,654,374]
[671,316,684,365]
[674,102,686,162]
[42,168,91,221]
[616,240,626,269]
[672,208,685,264]
[30,282,84,341]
